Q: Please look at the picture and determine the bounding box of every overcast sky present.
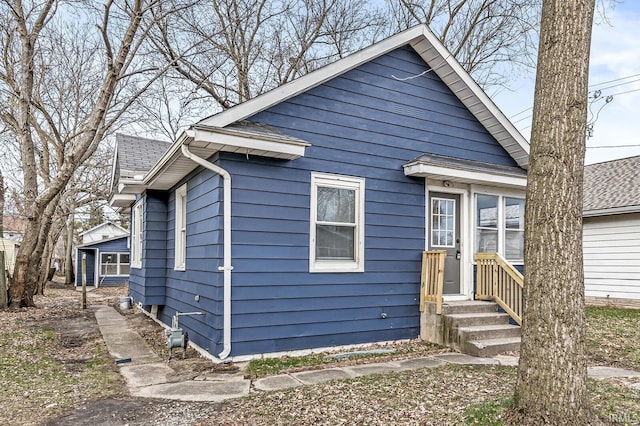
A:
[493,2,640,165]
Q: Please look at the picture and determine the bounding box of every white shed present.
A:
[79,222,128,245]
[583,155,640,308]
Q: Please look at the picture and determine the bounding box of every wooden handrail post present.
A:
[492,256,498,298]
[420,250,446,315]
[0,251,7,308]
[81,253,87,310]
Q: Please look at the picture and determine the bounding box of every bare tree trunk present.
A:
[36,237,52,295]
[11,192,60,306]
[0,170,4,236]
[7,0,155,307]
[508,0,600,424]
[64,213,75,285]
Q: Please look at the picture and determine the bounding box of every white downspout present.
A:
[180,141,233,360]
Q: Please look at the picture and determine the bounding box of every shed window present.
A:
[174,184,187,270]
[100,253,130,276]
[310,173,365,273]
[131,200,143,268]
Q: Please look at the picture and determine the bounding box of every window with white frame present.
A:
[174,184,187,270]
[475,194,525,262]
[431,197,456,247]
[310,173,365,272]
[100,253,130,276]
[504,197,525,260]
[131,201,143,268]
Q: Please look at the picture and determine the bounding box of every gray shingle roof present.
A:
[223,120,310,144]
[583,155,640,214]
[116,134,171,177]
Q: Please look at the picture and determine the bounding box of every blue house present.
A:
[111,25,529,361]
[75,235,130,288]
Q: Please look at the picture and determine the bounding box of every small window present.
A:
[100,253,130,276]
[310,173,365,273]
[504,197,525,261]
[131,201,143,268]
[431,198,455,247]
[476,194,498,252]
[174,184,187,270]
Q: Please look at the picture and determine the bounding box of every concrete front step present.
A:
[462,337,521,358]
[458,324,521,341]
[445,312,511,327]
[441,301,499,315]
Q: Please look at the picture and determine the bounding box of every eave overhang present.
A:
[108,193,137,209]
[583,205,640,218]
[144,126,310,191]
[404,157,527,189]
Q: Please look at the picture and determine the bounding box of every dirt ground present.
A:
[2,283,227,426]
[4,282,639,425]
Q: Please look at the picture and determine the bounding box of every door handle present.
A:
[456,250,461,260]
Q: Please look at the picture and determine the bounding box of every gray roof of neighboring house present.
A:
[583,155,640,215]
[116,134,171,178]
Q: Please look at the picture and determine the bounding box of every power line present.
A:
[589,72,640,88]
[512,114,532,125]
[589,77,640,94]
[606,87,640,97]
[587,144,640,149]
[507,72,640,120]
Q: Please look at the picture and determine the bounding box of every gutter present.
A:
[583,205,640,218]
[180,136,233,360]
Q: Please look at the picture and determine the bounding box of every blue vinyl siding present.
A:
[209,45,517,356]
[75,249,96,287]
[155,166,225,355]
[139,45,523,357]
[129,192,169,305]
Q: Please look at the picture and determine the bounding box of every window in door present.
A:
[431,197,455,247]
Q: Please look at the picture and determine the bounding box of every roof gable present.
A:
[79,222,128,238]
[199,25,529,168]
[251,45,519,168]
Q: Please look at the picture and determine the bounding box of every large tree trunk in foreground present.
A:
[508,0,599,424]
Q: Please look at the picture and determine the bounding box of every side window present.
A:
[174,184,187,270]
[310,173,365,273]
[131,201,143,268]
[475,194,525,262]
[504,197,525,261]
[476,194,498,253]
[100,253,130,276]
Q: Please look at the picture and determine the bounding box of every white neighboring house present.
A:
[0,238,19,277]
[583,155,640,308]
[79,222,128,244]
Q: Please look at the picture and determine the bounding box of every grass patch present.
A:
[0,310,125,425]
[586,306,640,371]
[0,327,81,422]
[464,397,510,425]
[245,340,444,378]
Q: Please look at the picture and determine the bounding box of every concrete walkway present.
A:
[93,305,640,402]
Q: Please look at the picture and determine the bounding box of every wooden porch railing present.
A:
[420,250,447,314]
[475,252,524,325]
